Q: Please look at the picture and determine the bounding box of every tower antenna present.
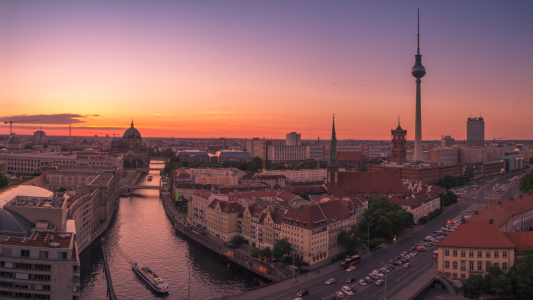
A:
[398,115,400,126]
[417,9,420,54]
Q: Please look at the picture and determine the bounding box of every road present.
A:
[253,170,530,300]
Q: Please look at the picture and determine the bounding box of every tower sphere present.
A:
[411,63,426,78]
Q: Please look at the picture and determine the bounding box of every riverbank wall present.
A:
[160,192,284,283]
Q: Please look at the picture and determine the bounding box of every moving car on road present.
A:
[346,277,356,283]
[296,290,308,297]
[346,265,356,272]
[404,263,411,268]
[325,278,336,285]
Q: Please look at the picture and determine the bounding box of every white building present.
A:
[267,145,309,162]
[261,169,327,182]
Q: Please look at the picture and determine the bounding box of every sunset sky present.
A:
[1,1,532,140]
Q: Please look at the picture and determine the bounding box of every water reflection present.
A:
[80,164,265,299]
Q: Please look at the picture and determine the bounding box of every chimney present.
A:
[510,197,514,201]
[475,211,478,215]
[489,219,494,224]
[519,194,523,198]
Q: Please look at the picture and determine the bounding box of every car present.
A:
[296,290,308,297]
[365,277,374,284]
[351,287,358,294]
[346,265,356,272]
[424,243,433,247]
[335,291,344,298]
[369,273,379,280]
[380,267,390,274]
[359,279,367,286]
[342,286,353,295]
[325,278,336,285]
[404,263,411,268]
[387,265,395,270]
[376,279,385,286]
[393,261,402,266]
[372,270,384,278]
[346,277,356,283]
[409,247,415,251]
[294,298,303,300]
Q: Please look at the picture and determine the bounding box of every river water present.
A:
[79,163,265,299]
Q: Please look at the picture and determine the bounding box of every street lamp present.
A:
[381,261,387,300]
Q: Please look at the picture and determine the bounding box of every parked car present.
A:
[365,277,374,284]
[325,278,336,285]
[404,263,411,268]
[342,286,353,295]
[296,290,308,297]
[359,279,367,286]
[335,291,344,298]
[376,279,385,286]
[346,277,356,283]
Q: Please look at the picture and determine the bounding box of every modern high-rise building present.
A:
[411,10,426,162]
[245,138,270,160]
[286,132,301,146]
[34,130,46,143]
[467,117,485,147]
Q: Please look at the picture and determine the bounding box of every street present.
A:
[249,170,529,300]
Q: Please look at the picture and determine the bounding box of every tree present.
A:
[0,175,9,188]
[489,275,512,298]
[273,238,293,260]
[358,196,415,240]
[509,250,533,298]
[461,274,487,299]
[260,247,272,261]
[519,171,533,193]
[299,192,310,201]
[230,235,245,248]
[58,187,67,192]
[43,144,48,148]
[484,264,504,283]
[24,145,34,149]
[124,160,131,168]
[369,238,384,249]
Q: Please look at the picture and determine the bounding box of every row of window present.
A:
[444,249,507,259]
[0,262,50,271]
[444,261,507,271]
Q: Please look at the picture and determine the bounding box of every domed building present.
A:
[6,133,22,152]
[111,121,148,167]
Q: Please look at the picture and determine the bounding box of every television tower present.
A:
[411,9,426,162]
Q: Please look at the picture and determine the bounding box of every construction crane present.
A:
[4,120,40,134]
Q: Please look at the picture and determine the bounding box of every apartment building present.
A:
[388,186,443,224]
[260,169,327,182]
[0,186,81,299]
[266,145,309,163]
[207,199,241,242]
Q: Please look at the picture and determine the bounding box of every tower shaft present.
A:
[414,78,423,161]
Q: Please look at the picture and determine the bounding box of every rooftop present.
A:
[0,231,73,249]
[0,186,54,207]
[437,222,516,249]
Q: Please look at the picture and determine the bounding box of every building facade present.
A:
[286,132,301,146]
[467,117,485,147]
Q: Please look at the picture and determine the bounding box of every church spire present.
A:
[327,114,338,167]
[131,118,134,128]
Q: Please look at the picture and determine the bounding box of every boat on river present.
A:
[132,263,169,294]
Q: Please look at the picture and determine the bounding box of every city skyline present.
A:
[1,1,533,140]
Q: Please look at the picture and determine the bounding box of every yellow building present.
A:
[207,199,241,241]
[437,221,516,281]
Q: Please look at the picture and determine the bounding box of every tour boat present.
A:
[132,263,169,294]
[147,176,153,181]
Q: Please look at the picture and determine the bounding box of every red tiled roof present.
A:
[468,194,533,228]
[208,199,242,213]
[280,200,353,229]
[334,172,409,196]
[277,191,298,202]
[437,222,516,249]
[504,232,533,253]
[337,151,364,161]
[388,186,441,208]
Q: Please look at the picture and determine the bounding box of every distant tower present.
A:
[224,136,228,149]
[391,117,407,163]
[467,116,485,147]
[69,125,72,137]
[326,115,339,195]
[411,9,426,162]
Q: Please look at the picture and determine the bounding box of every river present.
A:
[79,163,266,299]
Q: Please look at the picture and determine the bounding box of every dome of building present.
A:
[123,121,142,141]
[7,134,21,145]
